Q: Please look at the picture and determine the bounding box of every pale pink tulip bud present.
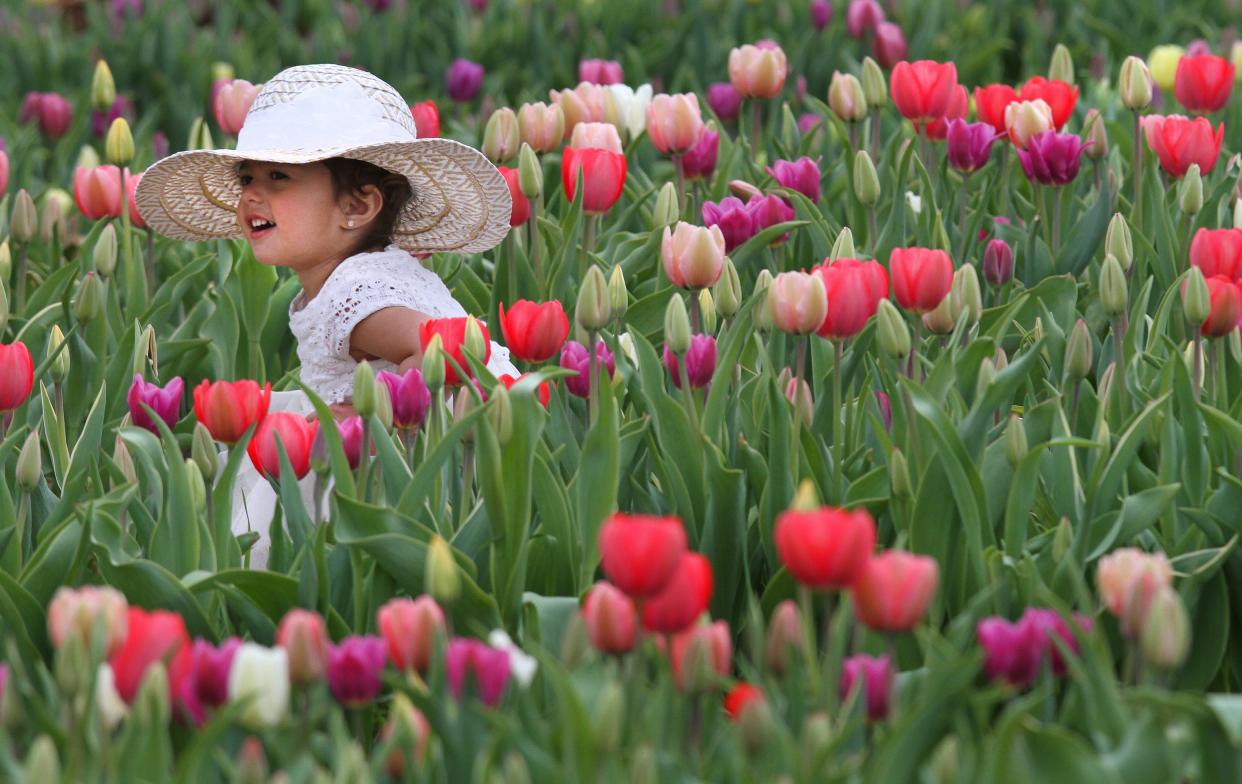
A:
[767,271,828,335]
[727,179,763,201]
[1096,548,1173,626]
[1004,99,1054,149]
[275,608,330,683]
[728,44,789,99]
[47,586,128,657]
[661,222,727,290]
[569,121,623,153]
[784,375,814,427]
[828,71,868,122]
[517,101,566,153]
[377,596,446,674]
[1118,557,1174,639]
[213,79,261,136]
[646,93,705,154]
[582,581,638,654]
[765,600,805,676]
[550,82,610,138]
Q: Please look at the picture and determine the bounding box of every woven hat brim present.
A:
[134,138,512,255]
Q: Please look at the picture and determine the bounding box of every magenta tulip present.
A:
[127,374,184,434]
[445,638,511,707]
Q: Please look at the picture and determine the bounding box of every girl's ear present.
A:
[340,184,383,229]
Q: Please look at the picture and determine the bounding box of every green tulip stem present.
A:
[587,330,599,425]
[1192,333,1204,403]
[833,340,844,503]
[457,443,475,532]
[580,215,597,283]
[848,121,860,154]
[1132,111,1144,235]
[673,153,686,216]
[689,292,702,334]
[999,145,1012,215]
[957,174,969,259]
[750,100,762,162]
[529,200,544,298]
[506,231,518,304]
[866,206,878,255]
[1112,318,1126,420]
[870,115,882,162]
[1051,186,1064,260]
[678,352,702,441]
[145,227,155,295]
[16,490,29,566]
[357,423,372,505]
[14,243,27,315]
[798,586,821,698]
[1212,338,1227,409]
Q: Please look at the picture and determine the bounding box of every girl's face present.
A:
[235,160,354,270]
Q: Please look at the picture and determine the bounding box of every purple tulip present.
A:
[20,92,73,139]
[445,638,511,707]
[178,637,241,725]
[1019,608,1092,677]
[977,617,1037,687]
[127,374,184,434]
[766,156,822,203]
[377,368,432,430]
[945,120,1001,174]
[745,193,796,244]
[110,0,143,19]
[92,95,134,139]
[663,334,717,389]
[798,113,821,135]
[839,654,893,721]
[339,416,364,470]
[1017,131,1090,187]
[706,82,743,123]
[1185,38,1213,57]
[560,340,615,399]
[702,197,756,252]
[678,128,719,180]
[579,59,624,86]
[446,58,484,103]
[327,636,387,706]
[810,0,833,31]
[983,239,1014,287]
[873,22,907,69]
[845,0,884,38]
[363,0,393,10]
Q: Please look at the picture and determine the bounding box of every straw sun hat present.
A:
[135,64,511,255]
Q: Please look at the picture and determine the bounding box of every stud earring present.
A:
[347,219,355,228]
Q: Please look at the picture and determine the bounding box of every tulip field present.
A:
[5,0,1242,780]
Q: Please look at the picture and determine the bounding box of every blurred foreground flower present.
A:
[446,638,510,706]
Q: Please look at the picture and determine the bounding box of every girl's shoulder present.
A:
[291,245,463,323]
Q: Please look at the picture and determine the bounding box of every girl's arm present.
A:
[348,306,428,372]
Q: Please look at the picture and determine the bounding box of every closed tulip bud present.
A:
[352,361,377,419]
[105,118,134,166]
[133,659,170,726]
[1105,213,1132,272]
[517,143,543,200]
[1052,517,1074,561]
[861,57,887,108]
[23,736,60,784]
[768,271,828,335]
[975,358,996,402]
[483,107,520,163]
[91,60,116,113]
[922,295,956,335]
[576,266,612,330]
[426,535,460,603]
[0,242,9,280]
[1065,319,1093,380]
[785,376,814,428]
[951,264,982,327]
[187,116,214,151]
[1235,198,1242,230]
[603,266,629,322]
[47,325,69,383]
[11,189,38,244]
[54,632,90,699]
[853,150,881,206]
[0,284,7,336]
[664,295,692,354]
[488,385,513,444]
[698,289,717,334]
[830,231,856,264]
[764,600,805,676]
[75,144,101,171]
[39,199,62,245]
[74,272,104,326]
[1005,414,1027,466]
[464,315,487,364]
[592,680,626,753]
[1100,254,1128,318]
[753,270,774,330]
[1119,56,1154,111]
[652,181,680,228]
[185,458,207,511]
[1048,44,1075,85]
[1083,109,1108,160]
[235,739,268,784]
[1179,164,1203,217]
[876,299,910,359]
[190,421,218,481]
[94,223,118,278]
[829,72,868,123]
[1182,266,1212,326]
[889,448,911,498]
[422,334,445,390]
[1140,586,1190,671]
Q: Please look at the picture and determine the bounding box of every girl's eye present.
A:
[239,174,252,186]
[269,171,288,180]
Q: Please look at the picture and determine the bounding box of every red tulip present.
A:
[410,100,440,138]
[377,596,445,674]
[74,165,124,220]
[125,170,145,228]
[723,682,765,720]
[0,342,34,413]
[642,552,714,633]
[889,60,958,124]
[921,84,968,140]
[1018,76,1079,130]
[192,379,272,444]
[774,506,876,589]
[889,247,953,314]
[598,513,688,598]
[1200,276,1242,337]
[496,166,530,227]
[497,373,551,408]
[498,300,570,362]
[419,317,492,386]
[276,608,330,683]
[247,411,319,481]
[1142,115,1224,178]
[973,84,1019,134]
[109,607,192,705]
[851,550,939,632]
[582,581,638,654]
[1189,228,1242,281]
[562,146,627,215]
[1173,54,1235,114]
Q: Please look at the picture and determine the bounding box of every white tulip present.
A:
[228,643,290,729]
[608,83,653,141]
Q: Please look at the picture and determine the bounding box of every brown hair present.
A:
[322,157,413,254]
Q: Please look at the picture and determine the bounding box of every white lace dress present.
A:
[230,245,517,569]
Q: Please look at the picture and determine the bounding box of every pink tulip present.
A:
[517,101,565,152]
[661,222,726,290]
[582,581,638,654]
[706,82,743,122]
[646,93,705,154]
[276,609,329,683]
[446,59,484,102]
[47,585,128,657]
[664,334,717,389]
[180,638,241,725]
[851,550,939,632]
[21,92,73,138]
[678,128,719,180]
[728,44,788,99]
[569,121,623,153]
[1097,548,1173,637]
[549,82,610,137]
[0,150,8,195]
[560,340,615,398]
[213,79,261,136]
[669,620,732,693]
[377,369,432,430]
[326,636,388,706]
[840,654,893,721]
[377,596,445,674]
[445,638,511,706]
[73,165,124,220]
[767,271,828,335]
[745,193,796,244]
[766,156,822,203]
[845,0,884,38]
[701,197,756,252]
[872,22,908,69]
[125,170,146,228]
[127,374,184,434]
[579,59,624,86]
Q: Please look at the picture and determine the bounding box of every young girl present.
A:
[135,64,518,567]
